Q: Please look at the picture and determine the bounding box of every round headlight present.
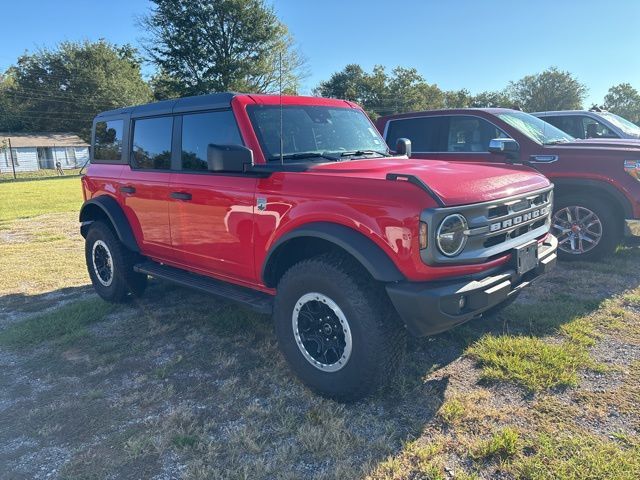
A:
[436,214,468,257]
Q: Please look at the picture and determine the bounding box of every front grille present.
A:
[420,186,553,265]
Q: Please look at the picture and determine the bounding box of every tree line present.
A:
[0,0,638,142]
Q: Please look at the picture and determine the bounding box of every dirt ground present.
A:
[1,210,639,479]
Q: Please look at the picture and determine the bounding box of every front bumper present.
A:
[386,235,558,337]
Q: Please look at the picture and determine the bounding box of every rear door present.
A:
[118,115,175,261]
[384,115,509,163]
[168,110,257,284]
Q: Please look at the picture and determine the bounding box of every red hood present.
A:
[308,157,550,206]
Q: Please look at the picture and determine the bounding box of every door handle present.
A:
[170,192,192,201]
[120,186,136,194]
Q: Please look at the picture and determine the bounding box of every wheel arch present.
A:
[79,196,140,253]
[262,222,405,288]
[552,178,632,220]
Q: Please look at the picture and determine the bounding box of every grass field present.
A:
[0,168,82,182]
[1,179,639,479]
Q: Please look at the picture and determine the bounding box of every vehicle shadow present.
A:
[1,246,639,478]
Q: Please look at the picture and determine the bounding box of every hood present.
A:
[308,157,550,206]
[557,138,640,150]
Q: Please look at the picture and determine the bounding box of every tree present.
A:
[505,67,587,112]
[315,65,444,119]
[0,40,152,140]
[470,90,513,108]
[604,83,640,124]
[141,0,306,97]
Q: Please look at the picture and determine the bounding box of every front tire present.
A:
[85,221,147,302]
[552,195,622,261]
[273,254,406,402]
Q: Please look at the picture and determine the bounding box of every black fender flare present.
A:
[79,196,140,253]
[551,178,633,218]
[262,222,405,286]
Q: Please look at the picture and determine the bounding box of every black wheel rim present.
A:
[92,240,113,286]
[292,292,352,372]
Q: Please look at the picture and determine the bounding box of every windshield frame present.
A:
[246,104,389,163]
[497,111,575,145]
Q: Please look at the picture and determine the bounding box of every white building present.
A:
[0,132,90,174]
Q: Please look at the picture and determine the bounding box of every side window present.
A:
[544,116,584,138]
[131,117,173,170]
[581,116,618,139]
[94,120,123,161]
[385,117,448,152]
[447,116,509,152]
[181,110,242,171]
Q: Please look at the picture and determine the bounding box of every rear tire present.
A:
[85,221,147,302]
[552,195,621,261]
[273,253,406,402]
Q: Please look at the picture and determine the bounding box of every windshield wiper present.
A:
[269,152,340,162]
[339,149,390,158]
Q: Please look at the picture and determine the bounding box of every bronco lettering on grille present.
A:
[489,206,550,233]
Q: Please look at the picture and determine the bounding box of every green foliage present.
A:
[315,65,514,117]
[0,40,152,140]
[604,83,640,124]
[142,0,306,98]
[506,66,587,112]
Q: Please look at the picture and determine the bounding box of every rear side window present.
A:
[181,110,242,170]
[385,117,447,152]
[131,117,173,169]
[94,120,123,161]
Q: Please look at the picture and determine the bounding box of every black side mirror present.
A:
[207,144,253,173]
[488,138,520,161]
[395,138,412,157]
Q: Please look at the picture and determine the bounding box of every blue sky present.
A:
[0,0,638,105]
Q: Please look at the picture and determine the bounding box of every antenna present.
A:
[279,50,284,165]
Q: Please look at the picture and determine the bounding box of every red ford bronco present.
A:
[81,94,557,401]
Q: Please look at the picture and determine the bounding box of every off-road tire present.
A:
[552,195,622,262]
[85,221,147,302]
[273,253,406,402]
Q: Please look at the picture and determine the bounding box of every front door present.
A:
[168,110,257,284]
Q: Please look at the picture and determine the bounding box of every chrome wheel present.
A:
[552,206,603,255]
[92,240,114,287]
[292,292,352,372]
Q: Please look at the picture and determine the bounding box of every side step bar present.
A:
[134,261,273,314]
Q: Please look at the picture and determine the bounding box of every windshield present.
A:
[600,112,640,137]
[497,111,574,145]
[247,105,388,161]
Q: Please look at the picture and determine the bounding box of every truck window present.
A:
[543,115,584,138]
[131,117,173,170]
[94,120,123,161]
[580,116,618,139]
[447,116,508,152]
[181,111,242,171]
[385,117,447,152]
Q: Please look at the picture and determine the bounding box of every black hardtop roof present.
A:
[95,92,237,120]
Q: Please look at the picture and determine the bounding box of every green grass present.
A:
[514,433,640,480]
[468,336,592,392]
[0,168,82,181]
[0,299,115,347]
[472,427,521,461]
[0,176,83,222]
